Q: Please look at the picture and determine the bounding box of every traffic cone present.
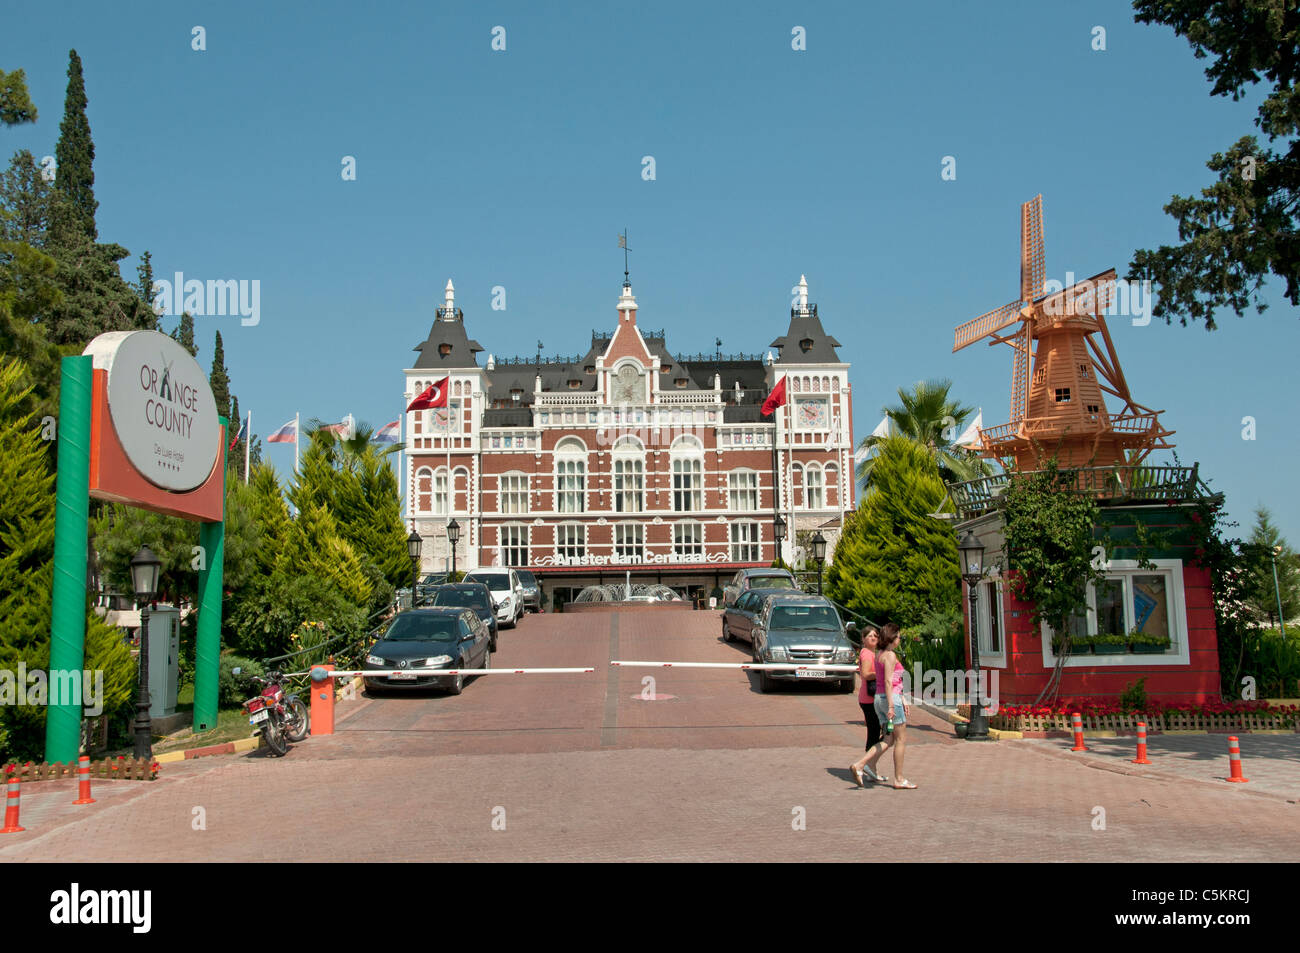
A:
[72,755,96,805]
[1131,722,1152,764]
[1070,712,1088,751]
[1225,736,1250,783]
[1,776,24,833]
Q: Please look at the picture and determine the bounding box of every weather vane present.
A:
[618,230,630,284]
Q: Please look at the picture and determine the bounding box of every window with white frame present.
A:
[1044,565,1179,657]
[558,460,585,513]
[557,523,586,561]
[729,470,759,511]
[613,458,644,513]
[674,521,703,557]
[500,524,529,567]
[614,523,644,562]
[730,521,760,562]
[977,579,1003,657]
[431,469,449,515]
[499,473,529,514]
[416,467,432,513]
[805,465,824,509]
[673,458,702,511]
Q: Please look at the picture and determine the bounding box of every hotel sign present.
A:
[534,552,729,568]
[84,331,221,493]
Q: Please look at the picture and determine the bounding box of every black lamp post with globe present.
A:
[407,529,422,607]
[773,514,787,566]
[957,529,990,740]
[130,546,162,760]
[447,518,461,579]
[811,531,827,595]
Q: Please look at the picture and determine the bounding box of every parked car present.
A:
[515,569,542,613]
[750,593,857,694]
[363,607,491,696]
[426,582,499,651]
[461,568,525,628]
[721,588,779,644]
[722,567,799,607]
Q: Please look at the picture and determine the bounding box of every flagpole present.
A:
[245,409,251,484]
[445,396,451,575]
[294,411,300,473]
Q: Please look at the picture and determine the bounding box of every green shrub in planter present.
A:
[1091,633,1129,655]
[1129,628,1171,654]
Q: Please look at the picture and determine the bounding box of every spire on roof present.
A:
[442,279,456,320]
[796,274,809,314]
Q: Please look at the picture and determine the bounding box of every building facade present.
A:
[402,275,854,605]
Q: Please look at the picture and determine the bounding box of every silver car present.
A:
[750,593,857,693]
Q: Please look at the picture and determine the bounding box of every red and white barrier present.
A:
[317,667,596,678]
[611,660,858,672]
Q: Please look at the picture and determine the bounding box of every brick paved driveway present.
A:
[1,610,1294,862]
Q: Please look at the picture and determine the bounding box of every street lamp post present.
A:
[773,514,787,567]
[129,546,162,760]
[447,518,461,579]
[957,529,989,740]
[407,529,422,607]
[811,531,827,595]
[1271,545,1288,635]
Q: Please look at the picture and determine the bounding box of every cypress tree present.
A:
[230,394,244,480]
[209,330,230,422]
[171,312,197,357]
[54,50,97,241]
[826,435,960,627]
[135,251,158,328]
[0,68,38,126]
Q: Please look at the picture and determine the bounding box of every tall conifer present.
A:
[54,50,97,241]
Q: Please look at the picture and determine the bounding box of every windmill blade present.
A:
[1009,322,1031,422]
[1021,195,1046,304]
[953,300,1023,352]
[1038,269,1117,319]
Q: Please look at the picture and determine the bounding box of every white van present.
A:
[462,568,525,628]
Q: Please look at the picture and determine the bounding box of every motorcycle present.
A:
[233,668,310,756]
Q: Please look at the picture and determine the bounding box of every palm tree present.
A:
[855,379,994,489]
[304,417,402,473]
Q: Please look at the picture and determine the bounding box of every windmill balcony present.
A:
[946,463,1211,519]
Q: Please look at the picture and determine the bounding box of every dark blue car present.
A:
[427,583,500,651]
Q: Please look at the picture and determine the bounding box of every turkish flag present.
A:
[407,376,449,411]
[761,376,787,417]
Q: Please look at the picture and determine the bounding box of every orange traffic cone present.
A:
[1131,722,1152,764]
[1225,736,1250,783]
[1070,712,1088,751]
[1,775,24,833]
[72,755,96,805]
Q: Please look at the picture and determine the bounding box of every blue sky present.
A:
[4,0,1297,541]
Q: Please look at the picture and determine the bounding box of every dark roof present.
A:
[412,308,484,369]
[770,305,842,364]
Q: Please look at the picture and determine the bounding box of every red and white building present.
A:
[402,276,854,605]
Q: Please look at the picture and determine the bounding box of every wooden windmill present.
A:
[952,195,1173,471]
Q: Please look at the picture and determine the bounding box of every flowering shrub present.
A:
[996,698,1299,727]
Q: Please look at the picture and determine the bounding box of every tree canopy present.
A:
[1129,1,1300,328]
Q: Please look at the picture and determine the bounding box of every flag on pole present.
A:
[373,420,401,443]
[228,414,247,450]
[407,376,449,411]
[267,417,297,443]
[853,443,870,467]
[321,414,356,440]
[871,416,890,439]
[954,410,983,449]
[760,375,787,417]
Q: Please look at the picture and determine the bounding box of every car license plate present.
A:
[795,669,826,678]
[388,672,417,681]
[249,710,269,724]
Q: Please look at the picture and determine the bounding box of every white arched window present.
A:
[805,463,824,510]
[671,435,703,512]
[555,437,587,513]
[415,466,433,514]
[612,435,644,513]
[824,463,839,507]
[499,523,529,568]
[673,521,704,557]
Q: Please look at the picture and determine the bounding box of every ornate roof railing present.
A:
[946,463,1211,519]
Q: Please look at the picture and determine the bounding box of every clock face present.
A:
[613,366,642,404]
[798,398,828,428]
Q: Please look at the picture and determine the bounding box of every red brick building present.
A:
[402,276,854,604]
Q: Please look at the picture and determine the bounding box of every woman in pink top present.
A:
[849,626,888,784]
[857,623,916,789]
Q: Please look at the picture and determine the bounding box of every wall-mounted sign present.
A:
[84,331,220,492]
